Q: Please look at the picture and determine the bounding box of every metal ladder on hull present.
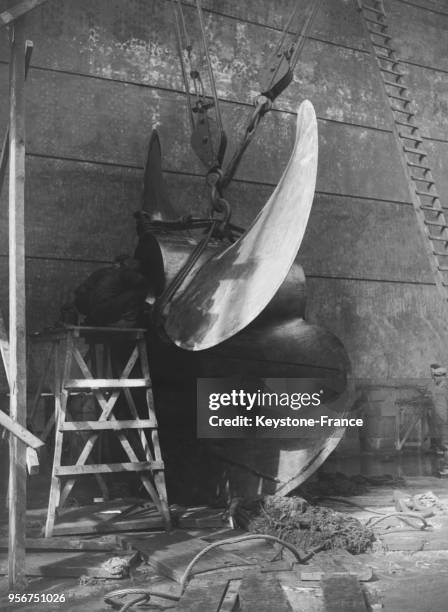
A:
[358,0,448,297]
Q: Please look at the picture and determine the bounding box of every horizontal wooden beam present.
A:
[61,419,155,431]
[55,461,164,476]
[0,537,123,552]
[0,408,44,449]
[65,378,150,389]
[0,0,49,27]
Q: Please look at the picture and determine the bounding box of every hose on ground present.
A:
[104,533,305,610]
[104,587,179,612]
[179,533,305,593]
[365,511,429,530]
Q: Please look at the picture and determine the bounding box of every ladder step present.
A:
[425,220,447,229]
[428,235,448,243]
[422,205,444,213]
[380,66,403,77]
[363,5,385,16]
[411,176,434,185]
[384,80,407,89]
[396,120,416,129]
[54,461,164,476]
[373,41,393,51]
[388,93,411,103]
[60,419,156,431]
[438,266,448,272]
[368,29,391,42]
[416,190,438,198]
[364,17,387,27]
[433,251,448,257]
[64,378,151,389]
[407,161,429,170]
[399,132,423,142]
[390,105,414,115]
[377,54,399,63]
[403,146,426,156]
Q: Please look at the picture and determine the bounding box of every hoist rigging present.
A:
[171,0,323,220]
[137,0,325,339]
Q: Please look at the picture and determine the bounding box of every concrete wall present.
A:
[0,0,448,386]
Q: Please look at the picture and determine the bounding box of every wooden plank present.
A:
[321,574,368,612]
[64,378,150,389]
[45,331,74,536]
[300,550,373,582]
[54,460,163,476]
[51,500,165,536]
[8,15,27,590]
[220,579,241,612]
[0,0,49,26]
[0,408,43,448]
[177,506,226,529]
[175,578,228,612]
[52,515,165,536]
[238,572,293,612]
[122,531,254,584]
[73,325,146,333]
[60,419,155,431]
[0,536,125,552]
[0,41,32,199]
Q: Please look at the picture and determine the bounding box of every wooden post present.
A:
[8,18,27,590]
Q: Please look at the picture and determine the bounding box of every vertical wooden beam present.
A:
[8,17,27,590]
[0,41,32,390]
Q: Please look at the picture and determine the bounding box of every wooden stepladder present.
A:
[40,325,170,537]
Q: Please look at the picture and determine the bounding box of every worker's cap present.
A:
[432,366,447,376]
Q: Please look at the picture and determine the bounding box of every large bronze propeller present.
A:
[161,100,318,351]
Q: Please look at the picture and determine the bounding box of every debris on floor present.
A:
[233,494,375,554]
[1,476,448,611]
[0,550,139,579]
[120,530,254,583]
